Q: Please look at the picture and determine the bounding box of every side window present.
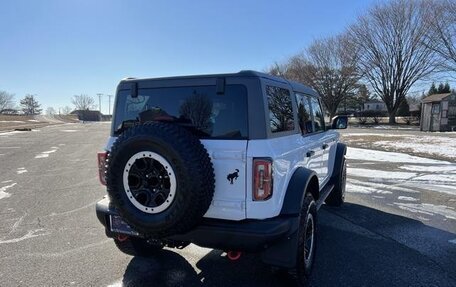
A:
[310,97,325,132]
[266,85,295,133]
[295,93,313,135]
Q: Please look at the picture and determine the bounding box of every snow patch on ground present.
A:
[402,183,456,196]
[399,165,456,172]
[346,147,449,164]
[0,120,25,123]
[1,180,12,183]
[0,183,16,200]
[343,133,406,137]
[397,196,419,201]
[349,168,416,179]
[27,119,40,122]
[373,125,413,130]
[348,178,418,193]
[414,174,456,183]
[61,129,77,133]
[449,239,456,244]
[373,136,456,159]
[347,181,393,194]
[393,202,456,220]
[16,167,27,174]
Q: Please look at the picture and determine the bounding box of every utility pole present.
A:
[97,93,103,113]
[107,95,113,115]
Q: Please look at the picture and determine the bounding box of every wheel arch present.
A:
[280,167,319,216]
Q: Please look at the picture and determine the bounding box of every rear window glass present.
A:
[113,85,248,139]
[266,85,295,133]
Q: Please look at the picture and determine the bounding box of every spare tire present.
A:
[106,122,215,238]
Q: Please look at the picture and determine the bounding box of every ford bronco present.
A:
[96,71,347,285]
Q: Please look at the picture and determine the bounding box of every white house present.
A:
[363,99,387,111]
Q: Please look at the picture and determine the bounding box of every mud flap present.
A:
[261,218,300,268]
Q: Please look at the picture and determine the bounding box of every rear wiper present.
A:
[115,119,138,135]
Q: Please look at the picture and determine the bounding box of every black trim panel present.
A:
[96,197,299,252]
[280,167,318,215]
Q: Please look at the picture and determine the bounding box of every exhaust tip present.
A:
[226,251,242,261]
[117,234,129,242]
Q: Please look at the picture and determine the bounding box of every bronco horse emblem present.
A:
[227,169,239,184]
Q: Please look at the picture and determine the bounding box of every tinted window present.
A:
[266,85,295,133]
[310,97,325,132]
[113,85,248,139]
[295,93,313,134]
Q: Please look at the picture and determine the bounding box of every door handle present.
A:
[306,150,315,157]
[322,143,329,150]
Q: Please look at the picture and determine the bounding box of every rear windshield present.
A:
[112,84,248,139]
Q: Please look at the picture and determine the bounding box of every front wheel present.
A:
[291,193,317,287]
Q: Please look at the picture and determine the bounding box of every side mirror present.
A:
[331,115,348,129]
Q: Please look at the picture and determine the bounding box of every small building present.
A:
[363,99,387,111]
[70,110,102,121]
[420,92,456,132]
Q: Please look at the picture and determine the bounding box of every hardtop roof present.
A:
[120,70,318,97]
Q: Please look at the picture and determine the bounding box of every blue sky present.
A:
[0,0,377,114]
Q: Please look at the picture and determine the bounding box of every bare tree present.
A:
[179,94,213,133]
[427,0,456,75]
[46,107,56,115]
[61,106,72,115]
[268,35,360,118]
[71,94,96,110]
[266,85,295,131]
[0,90,15,111]
[20,94,42,115]
[348,0,439,124]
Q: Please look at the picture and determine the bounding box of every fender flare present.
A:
[280,167,319,216]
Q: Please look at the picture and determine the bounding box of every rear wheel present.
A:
[291,193,317,287]
[113,236,163,257]
[325,159,346,207]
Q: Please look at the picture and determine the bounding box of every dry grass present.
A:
[0,114,82,131]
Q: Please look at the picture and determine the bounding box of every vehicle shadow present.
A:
[120,203,456,287]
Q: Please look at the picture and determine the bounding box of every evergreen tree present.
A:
[437,83,445,93]
[443,82,451,93]
[20,94,42,115]
[397,98,410,116]
[428,82,438,95]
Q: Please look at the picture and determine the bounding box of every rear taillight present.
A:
[253,158,273,201]
[98,151,108,186]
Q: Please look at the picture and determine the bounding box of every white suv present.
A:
[96,71,347,285]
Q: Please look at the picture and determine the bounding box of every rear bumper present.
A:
[96,197,299,252]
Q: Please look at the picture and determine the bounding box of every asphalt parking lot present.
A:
[0,123,455,286]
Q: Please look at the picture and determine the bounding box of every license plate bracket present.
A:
[109,215,140,236]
